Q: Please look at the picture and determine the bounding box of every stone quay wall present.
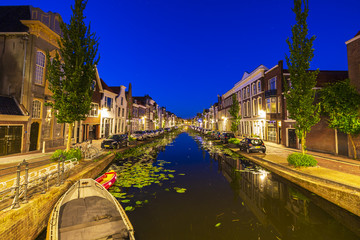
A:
[0,153,115,240]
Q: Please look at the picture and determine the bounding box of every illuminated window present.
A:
[278,96,281,113]
[89,103,98,117]
[253,98,257,116]
[32,100,41,119]
[266,97,277,113]
[35,51,45,85]
[258,97,262,112]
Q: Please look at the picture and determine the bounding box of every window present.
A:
[32,100,41,119]
[89,103,98,117]
[253,98,257,116]
[269,77,276,90]
[105,97,113,109]
[258,97,262,112]
[257,80,261,92]
[43,106,52,139]
[247,101,250,117]
[253,83,257,95]
[266,97,277,113]
[121,97,124,106]
[35,51,45,85]
[122,108,125,117]
[278,96,281,113]
[243,89,246,99]
[247,87,250,98]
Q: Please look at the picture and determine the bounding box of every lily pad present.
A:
[125,206,135,211]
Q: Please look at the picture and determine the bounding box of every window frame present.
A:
[35,51,46,85]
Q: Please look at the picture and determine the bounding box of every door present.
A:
[29,122,39,151]
[0,126,22,156]
[288,129,297,149]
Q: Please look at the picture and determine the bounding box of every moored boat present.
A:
[47,179,135,240]
[95,170,117,189]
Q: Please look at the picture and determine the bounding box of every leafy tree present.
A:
[285,0,319,154]
[229,94,241,134]
[320,79,360,159]
[46,0,99,151]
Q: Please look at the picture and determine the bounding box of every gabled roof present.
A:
[109,87,120,94]
[100,78,116,94]
[0,96,24,115]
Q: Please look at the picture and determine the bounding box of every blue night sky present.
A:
[2,0,359,118]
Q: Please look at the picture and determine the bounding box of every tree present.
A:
[154,107,159,129]
[320,79,360,159]
[285,0,319,154]
[229,94,241,134]
[46,0,99,151]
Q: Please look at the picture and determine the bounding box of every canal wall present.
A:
[248,155,360,217]
[0,153,115,240]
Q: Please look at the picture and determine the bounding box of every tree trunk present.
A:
[349,134,357,159]
[66,123,73,152]
[301,135,306,155]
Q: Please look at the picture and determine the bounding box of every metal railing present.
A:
[0,154,79,210]
[72,141,102,160]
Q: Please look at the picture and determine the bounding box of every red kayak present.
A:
[95,170,117,189]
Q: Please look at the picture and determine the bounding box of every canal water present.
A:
[107,132,360,240]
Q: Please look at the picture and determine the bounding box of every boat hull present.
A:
[47,179,134,240]
[95,170,117,189]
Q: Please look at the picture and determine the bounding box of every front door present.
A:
[288,129,297,149]
[0,126,22,156]
[29,122,39,151]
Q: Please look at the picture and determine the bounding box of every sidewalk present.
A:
[229,140,360,189]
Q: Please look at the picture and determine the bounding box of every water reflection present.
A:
[196,134,360,239]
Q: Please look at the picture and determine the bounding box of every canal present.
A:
[106,132,360,240]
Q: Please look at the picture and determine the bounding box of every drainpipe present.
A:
[20,34,29,105]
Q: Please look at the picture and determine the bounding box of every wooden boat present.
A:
[47,179,135,240]
[95,170,117,189]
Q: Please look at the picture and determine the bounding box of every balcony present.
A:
[265,89,277,98]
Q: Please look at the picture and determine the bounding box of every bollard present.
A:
[23,160,29,203]
[42,141,46,153]
[11,162,22,209]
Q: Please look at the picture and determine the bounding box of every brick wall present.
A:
[0,153,115,239]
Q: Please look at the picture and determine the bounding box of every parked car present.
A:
[220,132,235,143]
[132,131,146,140]
[212,131,221,140]
[101,134,128,149]
[239,138,266,153]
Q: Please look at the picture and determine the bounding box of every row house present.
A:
[0,6,131,156]
[131,97,147,131]
[0,6,65,155]
[71,74,129,142]
[346,30,360,158]
[215,60,349,156]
